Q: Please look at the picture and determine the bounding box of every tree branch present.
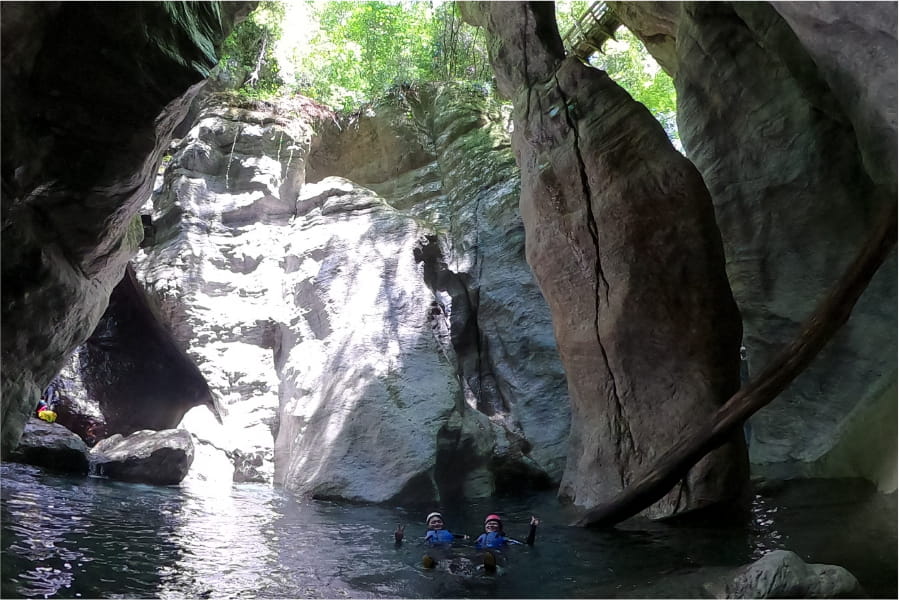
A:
[244,36,268,88]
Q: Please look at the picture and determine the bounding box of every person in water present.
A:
[394,512,469,569]
[423,512,469,545]
[475,513,539,573]
[475,513,539,548]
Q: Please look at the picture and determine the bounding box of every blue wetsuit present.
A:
[475,524,537,548]
[426,529,463,544]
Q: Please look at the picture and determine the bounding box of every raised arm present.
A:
[525,516,539,545]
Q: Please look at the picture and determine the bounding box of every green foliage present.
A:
[294,1,492,112]
[218,1,286,98]
[296,2,436,111]
[590,26,679,143]
[432,2,492,83]
[212,0,678,143]
[554,0,591,40]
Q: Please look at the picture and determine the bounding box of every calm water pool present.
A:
[2,462,895,598]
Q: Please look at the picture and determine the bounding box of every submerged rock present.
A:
[8,418,90,474]
[90,429,194,485]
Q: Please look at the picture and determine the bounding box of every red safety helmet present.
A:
[484,513,502,525]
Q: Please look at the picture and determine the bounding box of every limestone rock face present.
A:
[724,550,863,599]
[90,429,194,486]
[273,177,471,502]
[135,93,313,485]
[8,419,90,474]
[309,85,572,492]
[0,2,254,457]
[131,85,569,502]
[466,2,748,518]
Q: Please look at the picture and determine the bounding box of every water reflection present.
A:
[2,463,896,599]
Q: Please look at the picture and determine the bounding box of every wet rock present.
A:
[231,449,270,483]
[8,418,90,474]
[90,429,194,485]
[724,549,863,599]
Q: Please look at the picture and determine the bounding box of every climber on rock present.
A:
[36,382,59,423]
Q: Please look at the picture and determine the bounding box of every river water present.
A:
[2,462,895,599]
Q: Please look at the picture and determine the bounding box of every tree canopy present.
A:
[215,1,678,143]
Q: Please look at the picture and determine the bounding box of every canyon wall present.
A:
[615,0,897,491]
[1,2,255,457]
[461,1,750,518]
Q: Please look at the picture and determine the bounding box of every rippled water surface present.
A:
[2,463,895,598]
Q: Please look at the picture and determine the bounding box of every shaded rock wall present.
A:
[461,1,748,518]
[309,85,572,489]
[1,2,254,457]
[618,0,897,489]
[75,264,216,437]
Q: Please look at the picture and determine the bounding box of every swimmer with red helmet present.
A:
[475,513,539,549]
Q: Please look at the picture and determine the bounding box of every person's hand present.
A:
[463,534,470,540]
[394,524,405,543]
[530,515,540,526]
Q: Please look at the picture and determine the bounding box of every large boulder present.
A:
[724,549,863,599]
[90,429,194,485]
[7,418,90,474]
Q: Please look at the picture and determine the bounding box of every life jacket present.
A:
[425,529,455,544]
[475,532,505,548]
[37,408,57,423]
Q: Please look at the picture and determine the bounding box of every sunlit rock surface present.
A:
[135,93,314,485]
[90,429,194,485]
[132,86,569,502]
[273,176,477,502]
[0,2,255,457]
